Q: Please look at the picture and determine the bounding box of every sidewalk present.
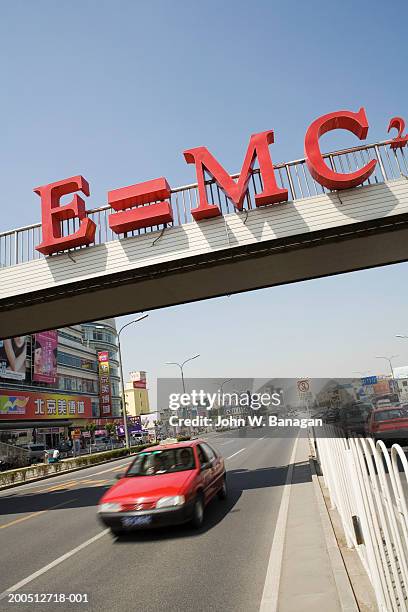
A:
[277,436,358,612]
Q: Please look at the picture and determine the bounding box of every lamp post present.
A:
[165,355,200,435]
[165,354,200,394]
[117,315,149,449]
[218,379,232,421]
[375,355,400,402]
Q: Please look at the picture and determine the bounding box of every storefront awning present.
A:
[0,420,73,429]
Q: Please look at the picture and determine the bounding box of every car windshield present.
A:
[125,447,196,477]
[374,408,408,421]
[345,406,371,422]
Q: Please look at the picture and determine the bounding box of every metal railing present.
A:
[1,140,408,268]
[314,427,408,611]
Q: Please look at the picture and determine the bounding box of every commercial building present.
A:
[123,371,150,417]
[0,320,121,448]
[81,319,121,417]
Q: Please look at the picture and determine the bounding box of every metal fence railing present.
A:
[1,140,408,268]
[313,427,408,611]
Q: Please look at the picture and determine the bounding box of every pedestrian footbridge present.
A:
[1,140,408,337]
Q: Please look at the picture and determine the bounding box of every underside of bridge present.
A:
[1,214,408,338]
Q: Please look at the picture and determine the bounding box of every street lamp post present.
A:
[165,355,200,435]
[375,355,400,402]
[117,315,149,449]
[165,354,200,394]
[218,379,232,421]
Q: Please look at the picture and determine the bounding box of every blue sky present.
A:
[1,0,408,400]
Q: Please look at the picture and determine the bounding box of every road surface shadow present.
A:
[0,460,312,525]
[0,484,110,516]
[113,460,311,542]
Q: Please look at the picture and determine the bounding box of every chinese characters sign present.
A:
[98,351,112,417]
[0,390,92,419]
[33,331,58,383]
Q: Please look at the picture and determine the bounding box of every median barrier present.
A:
[0,444,153,489]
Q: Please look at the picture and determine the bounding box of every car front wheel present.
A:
[191,495,204,529]
[110,527,124,538]
[218,476,227,500]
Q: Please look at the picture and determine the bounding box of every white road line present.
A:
[0,460,133,497]
[0,529,110,601]
[225,448,245,460]
[259,435,299,612]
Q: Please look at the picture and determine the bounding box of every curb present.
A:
[0,453,137,492]
[309,457,359,612]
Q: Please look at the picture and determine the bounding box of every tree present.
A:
[85,422,97,443]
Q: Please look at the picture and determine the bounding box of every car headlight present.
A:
[155,495,185,509]
[98,502,122,513]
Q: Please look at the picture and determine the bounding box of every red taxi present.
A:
[368,405,408,445]
[98,439,226,536]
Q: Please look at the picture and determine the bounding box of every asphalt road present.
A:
[0,430,299,612]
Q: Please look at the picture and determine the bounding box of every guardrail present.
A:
[1,140,407,267]
[313,427,408,611]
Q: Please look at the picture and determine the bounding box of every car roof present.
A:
[142,439,203,452]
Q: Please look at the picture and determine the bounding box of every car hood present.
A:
[101,470,195,503]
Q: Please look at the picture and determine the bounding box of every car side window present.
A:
[197,445,209,466]
[203,442,219,461]
[200,443,216,463]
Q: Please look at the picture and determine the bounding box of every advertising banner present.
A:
[0,390,92,420]
[130,371,146,389]
[0,337,28,381]
[98,351,112,417]
[373,379,391,395]
[33,331,58,383]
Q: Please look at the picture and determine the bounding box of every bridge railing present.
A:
[1,140,408,268]
[313,427,408,611]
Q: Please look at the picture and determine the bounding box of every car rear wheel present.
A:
[191,495,204,529]
[218,476,227,500]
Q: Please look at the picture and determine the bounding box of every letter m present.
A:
[183,131,288,221]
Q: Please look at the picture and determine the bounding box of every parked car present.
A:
[130,433,148,445]
[98,439,226,536]
[368,406,408,445]
[20,443,47,463]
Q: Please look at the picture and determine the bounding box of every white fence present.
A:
[313,427,408,611]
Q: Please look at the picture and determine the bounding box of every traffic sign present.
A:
[297,380,310,393]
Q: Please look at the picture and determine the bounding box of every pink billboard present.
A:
[33,331,58,383]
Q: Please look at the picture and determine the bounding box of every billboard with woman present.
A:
[33,331,58,383]
[0,337,28,381]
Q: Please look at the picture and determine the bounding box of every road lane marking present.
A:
[0,529,110,600]
[35,480,79,494]
[0,498,78,530]
[225,448,245,460]
[259,435,299,612]
[0,460,133,497]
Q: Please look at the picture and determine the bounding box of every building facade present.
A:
[123,371,150,417]
[0,320,121,448]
